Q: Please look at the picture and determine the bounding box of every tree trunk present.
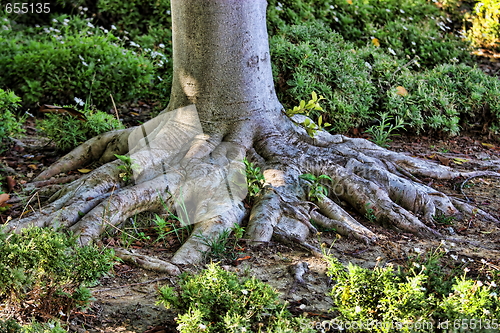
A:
[8,0,499,269]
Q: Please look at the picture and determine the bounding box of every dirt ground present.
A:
[1,127,499,332]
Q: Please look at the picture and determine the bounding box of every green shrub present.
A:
[267,0,472,68]
[0,227,115,321]
[0,88,24,150]
[158,263,314,333]
[326,249,500,332]
[0,319,66,333]
[0,14,156,110]
[270,22,377,132]
[382,63,500,135]
[38,105,124,151]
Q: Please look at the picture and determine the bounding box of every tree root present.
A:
[6,106,500,271]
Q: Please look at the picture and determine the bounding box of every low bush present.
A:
[0,88,24,151]
[0,15,157,111]
[37,105,124,151]
[267,0,473,68]
[326,247,500,332]
[157,263,314,333]
[0,227,115,322]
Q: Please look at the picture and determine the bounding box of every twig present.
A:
[92,276,172,293]
[110,94,120,122]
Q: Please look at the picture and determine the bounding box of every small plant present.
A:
[0,227,115,322]
[286,92,330,138]
[38,106,124,151]
[364,203,377,223]
[364,112,407,148]
[299,173,332,201]
[0,89,25,152]
[243,158,265,198]
[433,212,456,226]
[195,224,245,262]
[157,263,314,333]
[114,154,140,183]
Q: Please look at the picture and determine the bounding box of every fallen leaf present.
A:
[481,143,495,149]
[452,157,468,165]
[371,38,380,47]
[6,176,15,191]
[236,256,251,261]
[437,155,450,166]
[78,168,92,173]
[28,164,38,170]
[0,193,10,206]
[346,0,352,3]
[396,86,408,96]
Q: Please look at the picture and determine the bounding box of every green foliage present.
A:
[0,227,115,320]
[114,154,139,183]
[286,92,331,138]
[0,88,24,151]
[270,22,376,133]
[0,319,65,333]
[195,224,246,262]
[382,63,500,135]
[267,0,472,68]
[244,158,265,198]
[326,248,500,332]
[157,263,314,333]
[38,106,124,151]
[364,112,407,148]
[0,14,157,110]
[299,173,332,201]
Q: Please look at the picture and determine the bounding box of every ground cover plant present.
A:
[0,89,24,152]
[325,246,500,332]
[0,227,115,325]
[157,263,314,333]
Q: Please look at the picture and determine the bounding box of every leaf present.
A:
[481,143,495,149]
[299,174,316,182]
[372,38,380,47]
[0,193,10,206]
[346,0,352,4]
[311,91,318,101]
[437,155,450,166]
[39,104,87,121]
[6,176,16,192]
[78,168,92,173]
[28,164,38,170]
[452,158,468,165]
[396,86,408,96]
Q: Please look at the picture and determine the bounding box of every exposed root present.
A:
[114,248,181,275]
[7,106,500,269]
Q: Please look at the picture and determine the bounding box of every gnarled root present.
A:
[6,106,500,273]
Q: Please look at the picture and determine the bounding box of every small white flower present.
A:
[450,254,458,260]
[355,306,362,313]
[330,5,334,9]
[468,258,474,262]
[79,55,84,61]
[87,22,95,28]
[198,324,207,330]
[241,289,248,295]
[461,258,466,263]
[402,26,407,30]
[82,61,88,66]
[464,267,470,273]
[481,259,488,264]
[158,76,163,81]
[388,47,396,56]
[64,18,70,23]
[385,8,391,12]
[411,41,416,46]
[111,25,117,30]
[490,281,497,287]
[409,17,413,21]
[83,7,88,11]
[364,62,372,69]
[483,309,490,315]
[130,41,140,47]
[52,18,58,23]
[159,43,165,48]
[490,292,498,297]
[400,9,405,13]
[413,262,421,268]
[414,247,422,254]
[477,280,483,287]
[334,16,339,22]
[74,97,85,106]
